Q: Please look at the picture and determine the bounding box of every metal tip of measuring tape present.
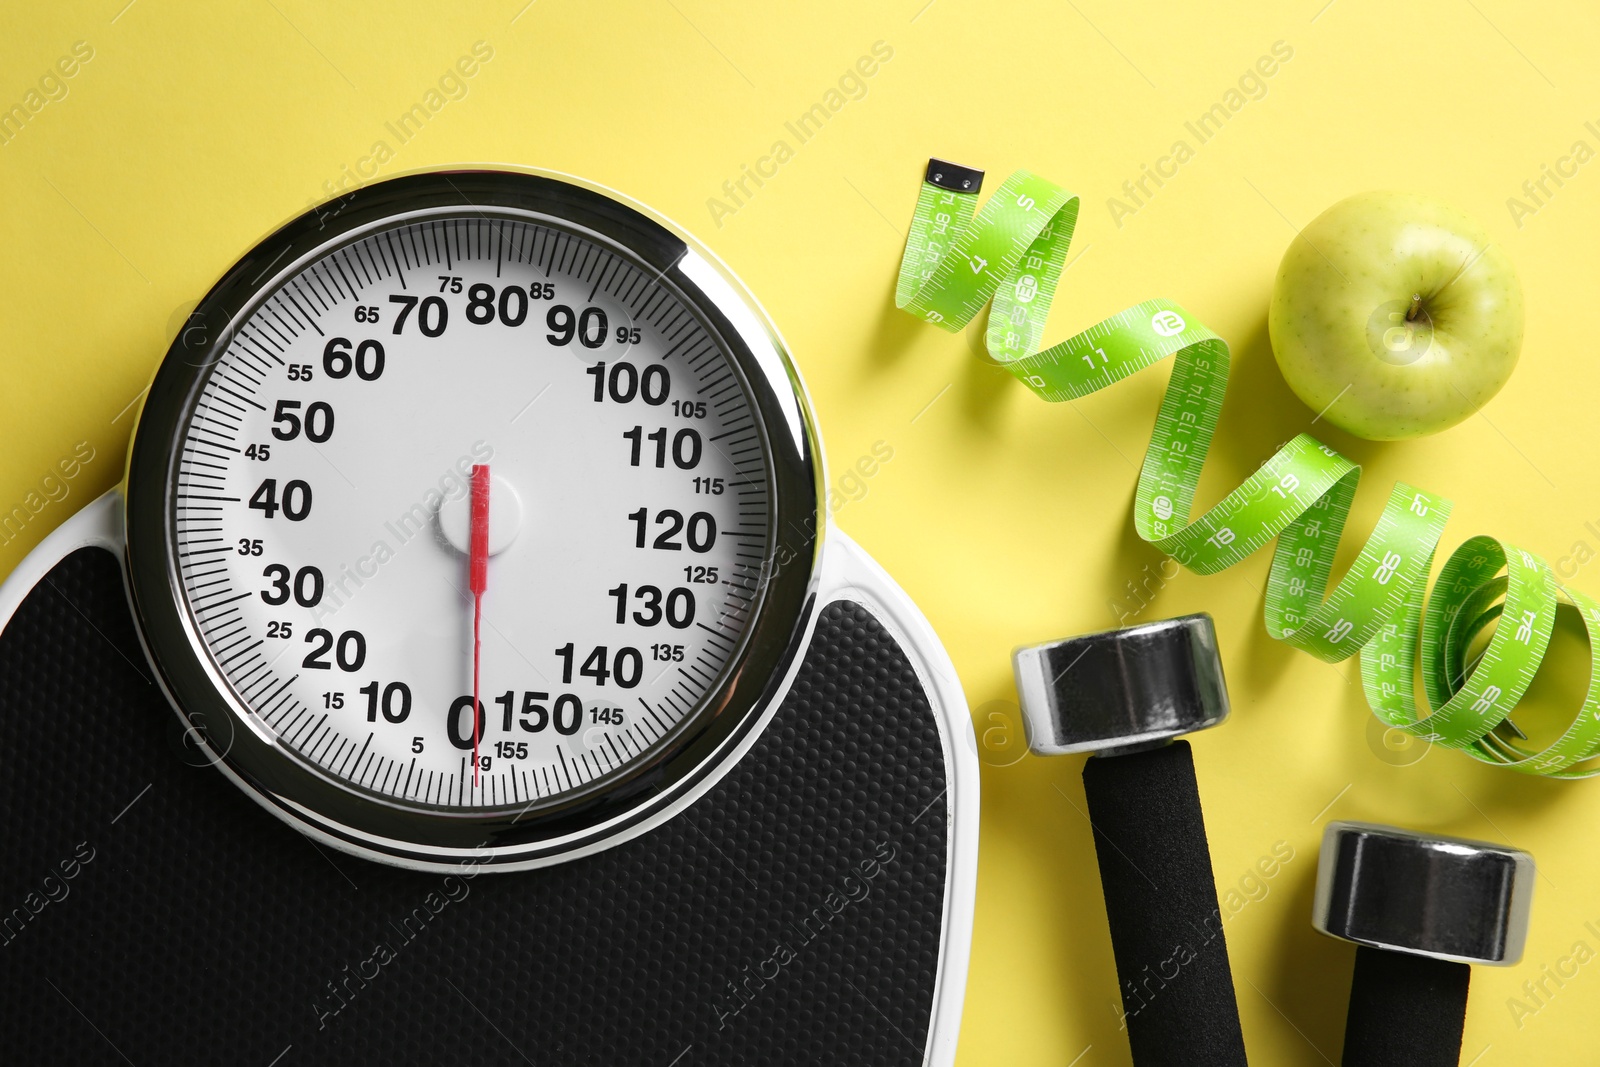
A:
[924,158,984,193]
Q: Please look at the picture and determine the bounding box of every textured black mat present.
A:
[0,547,949,1065]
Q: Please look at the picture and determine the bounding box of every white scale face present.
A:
[170,213,773,814]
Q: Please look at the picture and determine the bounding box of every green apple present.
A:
[1268,191,1524,440]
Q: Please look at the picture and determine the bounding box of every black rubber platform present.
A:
[0,548,950,1065]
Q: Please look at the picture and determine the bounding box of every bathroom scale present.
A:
[0,169,978,1065]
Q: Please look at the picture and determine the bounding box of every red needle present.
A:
[469,464,491,789]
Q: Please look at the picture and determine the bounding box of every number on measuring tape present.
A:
[1373,551,1403,584]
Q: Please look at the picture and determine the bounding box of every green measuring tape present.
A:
[897,159,1600,776]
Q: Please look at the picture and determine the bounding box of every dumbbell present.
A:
[1313,822,1535,1067]
[1014,613,1248,1066]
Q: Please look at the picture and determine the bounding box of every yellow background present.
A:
[4,1,1600,1063]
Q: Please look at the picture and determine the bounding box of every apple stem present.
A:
[1405,293,1423,322]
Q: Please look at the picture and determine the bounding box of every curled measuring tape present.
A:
[898,159,1600,776]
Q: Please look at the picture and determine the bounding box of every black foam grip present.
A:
[1080,740,1248,1067]
[1341,945,1469,1067]
[0,548,949,1065]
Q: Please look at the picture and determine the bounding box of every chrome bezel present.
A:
[123,169,822,870]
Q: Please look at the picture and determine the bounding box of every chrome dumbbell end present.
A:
[1014,612,1229,756]
[1313,821,1535,966]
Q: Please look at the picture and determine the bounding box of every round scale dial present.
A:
[175,214,768,808]
[126,172,818,868]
